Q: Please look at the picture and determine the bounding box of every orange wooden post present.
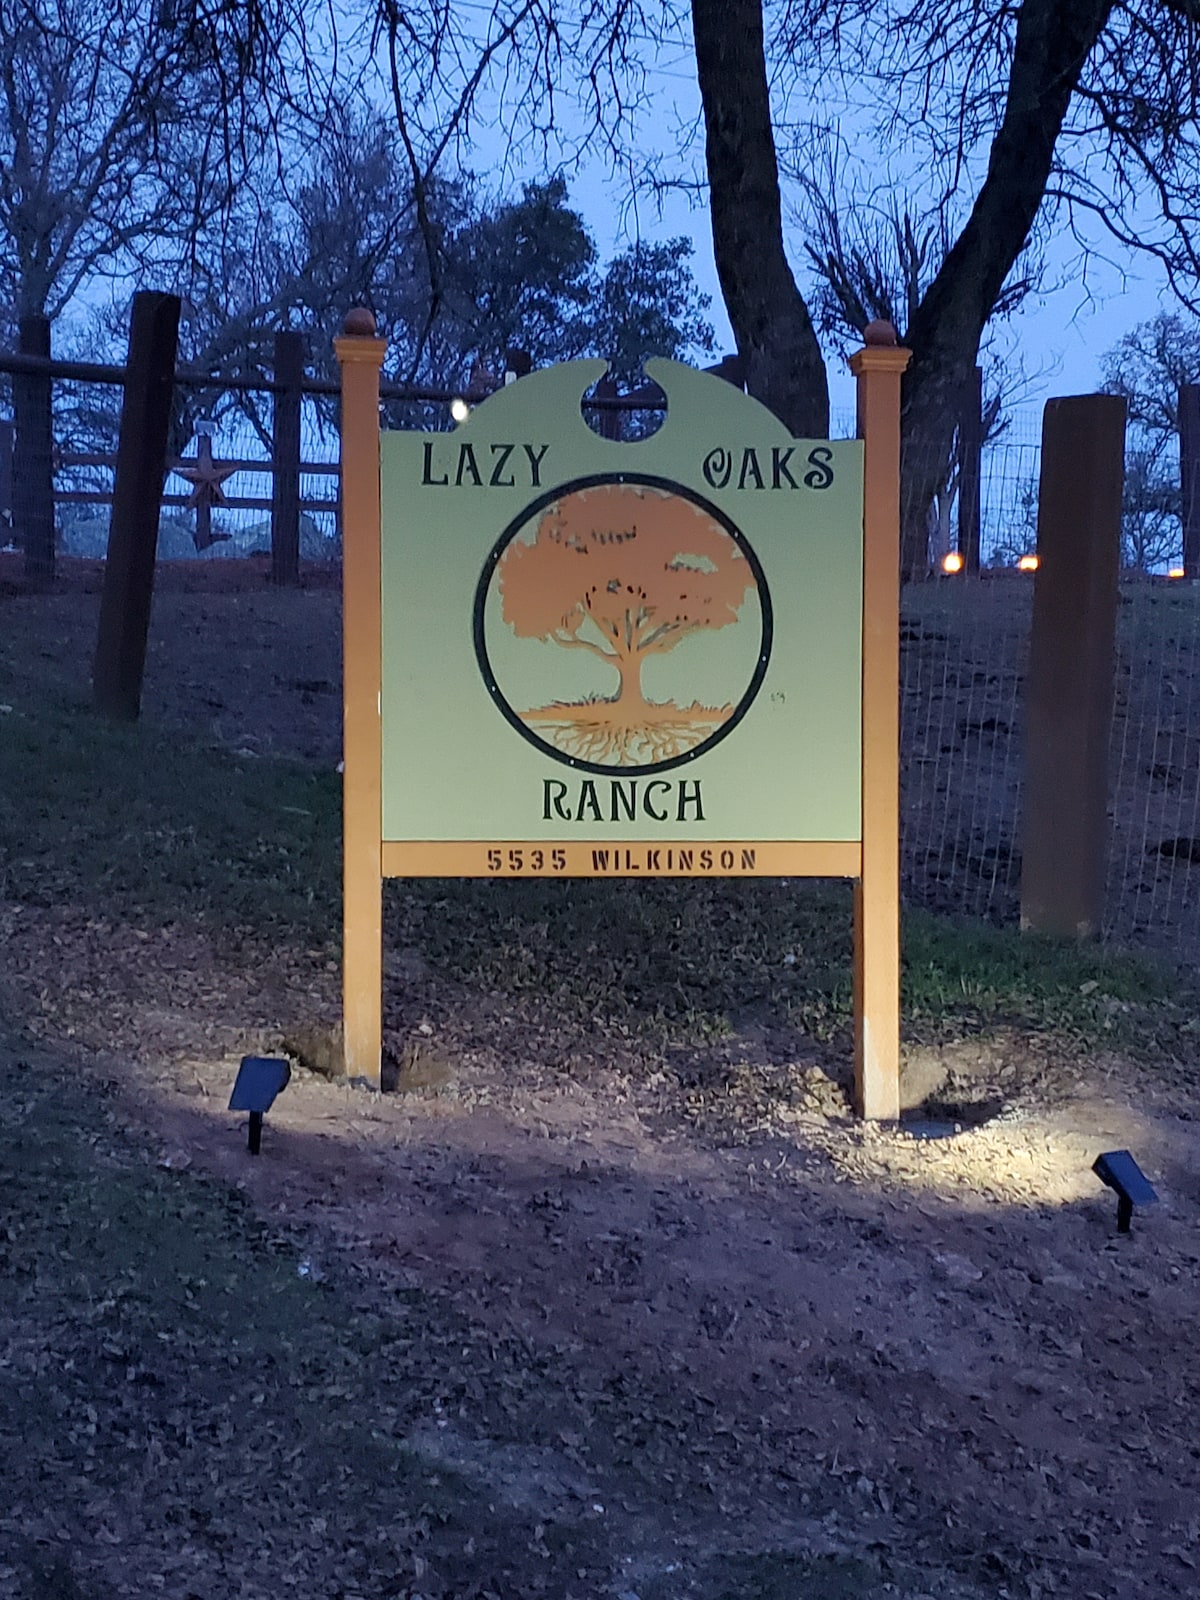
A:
[848,322,910,1120]
[335,309,387,1084]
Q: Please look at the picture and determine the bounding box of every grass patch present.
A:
[2,686,1192,1060]
[391,875,1193,1059]
[0,694,340,942]
[903,908,1192,1056]
[391,876,856,1049]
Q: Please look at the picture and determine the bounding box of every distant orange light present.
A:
[1017,554,1039,572]
[1168,566,1186,579]
[942,551,964,574]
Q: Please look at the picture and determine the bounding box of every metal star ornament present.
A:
[174,434,239,509]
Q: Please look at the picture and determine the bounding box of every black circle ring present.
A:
[472,472,774,777]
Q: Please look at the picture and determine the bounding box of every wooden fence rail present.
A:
[0,317,687,584]
[0,308,511,583]
[54,451,340,517]
[1,435,342,559]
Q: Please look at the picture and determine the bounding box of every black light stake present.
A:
[229,1057,291,1155]
[1093,1150,1158,1233]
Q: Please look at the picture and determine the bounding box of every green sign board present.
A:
[379,359,863,876]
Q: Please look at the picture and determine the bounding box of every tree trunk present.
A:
[691,0,829,438]
[900,0,1115,576]
[616,651,645,708]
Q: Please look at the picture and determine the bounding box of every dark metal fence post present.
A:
[957,364,983,574]
[0,418,13,535]
[13,314,55,582]
[503,347,532,383]
[271,329,304,585]
[1020,394,1126,938]
[1179,383,1200,579]
[93,291,181,720]
[593,373,622,441]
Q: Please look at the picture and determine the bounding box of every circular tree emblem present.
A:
[475,475,771,774]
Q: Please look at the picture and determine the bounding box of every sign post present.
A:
[334,309,386,1081]
[850,324,911,1120]
[336,311,909,1116]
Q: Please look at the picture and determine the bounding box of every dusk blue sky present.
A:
[577,168,1161,430]
[467,40,1176,436]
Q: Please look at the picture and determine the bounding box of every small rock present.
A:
[899,1045,949,1111]
[1043,1271,1084,1292]
[282,1021,345,1080]
[388,1039,455,1093]
[934,1251,984,1286]
[385,946,430,982]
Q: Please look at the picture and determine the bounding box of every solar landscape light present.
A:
[228,1056,291,1155]
[1092,1149,1158,1233]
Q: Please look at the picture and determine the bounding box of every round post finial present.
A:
[343,307,376,337]
[863,320,899,347]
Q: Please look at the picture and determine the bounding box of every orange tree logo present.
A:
[474,476,772,774]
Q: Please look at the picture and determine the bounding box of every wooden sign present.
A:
[379,361,863,879]
[336,317,909,1117]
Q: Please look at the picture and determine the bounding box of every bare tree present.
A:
[0,0,248,334]
[778,0,1200,570]
[795,149,1041,357]
[689,0,829,436]
[154,107,714,452]
[165,99,429,446]
[1101,312,1200,569]
[1101,313,1200,438]
[131,0,1200,580]
[795,151,1034,564]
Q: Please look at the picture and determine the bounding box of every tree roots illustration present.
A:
[521,698,733,765]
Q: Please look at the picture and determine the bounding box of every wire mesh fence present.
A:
[901,569,1200,967]
[1107,583,1200,959]
[900,575,1031,926]
[46,395,344,564]
[978,440,1040,565]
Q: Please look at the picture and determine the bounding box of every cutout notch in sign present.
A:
[474,474,772,776]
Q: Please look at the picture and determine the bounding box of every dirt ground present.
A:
[2,561,1200,1600]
